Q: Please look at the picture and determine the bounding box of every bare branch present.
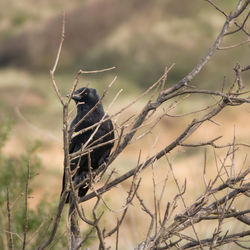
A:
[204,0,228,17]
[182,230,250,249]
[217,39,250,50]
[79,66,116,74]
[81,99,227,202]
[50,13,65,105]
[6,189,14,250]
[37,191,68,250]
[22,163,30,250]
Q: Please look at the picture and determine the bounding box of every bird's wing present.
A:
[91,118,114,166]
[69,139,76,154]
[93,118,114,145]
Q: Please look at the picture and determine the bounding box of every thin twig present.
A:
[6,188,14,250]
[22,163,30,250]
[50,12,65,105]
[217,39,250,50]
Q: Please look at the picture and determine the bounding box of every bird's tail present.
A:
[60,171,89,204]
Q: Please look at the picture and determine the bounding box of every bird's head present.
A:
[67,87,100,106]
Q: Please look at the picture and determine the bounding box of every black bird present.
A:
[61,87,114,203]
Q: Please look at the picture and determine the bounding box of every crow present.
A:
[61,87,114,203]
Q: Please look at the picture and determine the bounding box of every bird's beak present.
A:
[66,93,82,102]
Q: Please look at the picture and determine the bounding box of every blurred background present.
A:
[0,0,249,248]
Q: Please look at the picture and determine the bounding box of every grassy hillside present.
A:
[0,0,248,87]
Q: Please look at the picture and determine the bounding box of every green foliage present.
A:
[0,122,67,249]
[0,119,13,149]
[11,12,29,27]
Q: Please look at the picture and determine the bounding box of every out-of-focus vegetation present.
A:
[0,121,68,249]
[0,0,249,87]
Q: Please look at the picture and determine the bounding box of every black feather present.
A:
[61,87,114,203]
